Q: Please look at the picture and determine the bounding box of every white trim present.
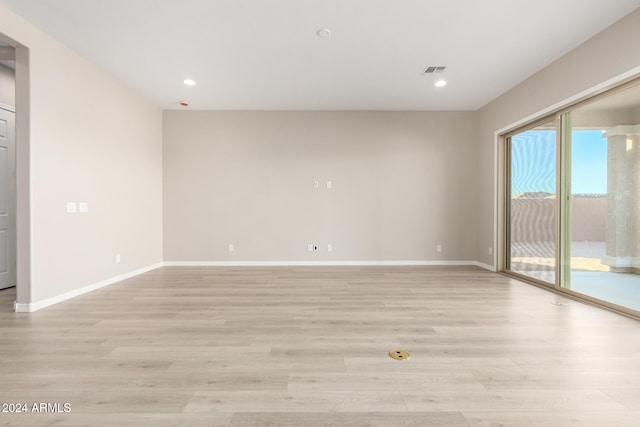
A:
[14,262,163,313]
[163,260,480,267]
[0,103,15,112]
[493,128,499,272]
[12,260,496,312]
[474,261,496,272]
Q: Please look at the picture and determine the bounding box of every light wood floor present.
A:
[1,266,639,426]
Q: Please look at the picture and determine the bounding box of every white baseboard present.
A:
[474,261,496,272]
[14,262,163,313]
[163,260,482,267]
[13,260,497,312]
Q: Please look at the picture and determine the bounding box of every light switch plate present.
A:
[66,202,77,213]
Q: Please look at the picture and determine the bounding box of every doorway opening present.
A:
[0,32,30,312]
[0,41,16,299]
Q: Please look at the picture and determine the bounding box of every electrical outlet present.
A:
[488,247,493,255]
[327,243,333,252]
[436,244,442,252]
[228,244,234,253]
[307,244,313,252]
[115,253,121,263]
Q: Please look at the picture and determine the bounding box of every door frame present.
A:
[0,103,16,290]
[0,32,31,310]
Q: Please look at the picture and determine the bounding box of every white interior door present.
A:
[0,107,16,290]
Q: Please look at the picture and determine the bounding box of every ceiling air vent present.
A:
[424,66,446,74]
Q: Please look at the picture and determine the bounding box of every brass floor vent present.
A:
[389,350,410,361]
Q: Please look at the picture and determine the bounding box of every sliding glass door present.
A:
[504,81,640,315]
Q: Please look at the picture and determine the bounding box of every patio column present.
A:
[602,125,640,273]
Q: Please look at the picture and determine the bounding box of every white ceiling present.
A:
[0,0,639,111]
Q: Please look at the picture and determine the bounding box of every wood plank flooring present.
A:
[0,266,639,426]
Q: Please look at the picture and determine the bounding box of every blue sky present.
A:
[571,130,607,194]
[511,129,607,195]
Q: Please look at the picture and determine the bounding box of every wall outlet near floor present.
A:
[115,253,121,263]
[228,244,234,253]
[436,244,442,252]
[327,243,333,252]
[307,244,318,252]
[488,247,493,255]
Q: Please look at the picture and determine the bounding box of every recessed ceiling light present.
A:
[316,29,331,38]
[184,79,196,86]
[435,79,447,87]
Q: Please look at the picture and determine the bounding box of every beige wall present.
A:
[1,2,638,307]
[476,8,640,267]
[164,111,477,262]
[0,6,163,304]
[0,63,14,107]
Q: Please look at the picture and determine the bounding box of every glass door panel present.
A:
[508,120,557,284]
[565,85,640,311]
